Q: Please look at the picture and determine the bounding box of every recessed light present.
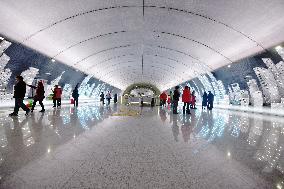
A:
[51,59,56,62]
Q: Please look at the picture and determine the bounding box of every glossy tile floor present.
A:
[0,104,283,189]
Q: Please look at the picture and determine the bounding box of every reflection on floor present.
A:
[0,104,283,188]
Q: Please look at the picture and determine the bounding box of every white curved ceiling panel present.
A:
[0,0,283,90]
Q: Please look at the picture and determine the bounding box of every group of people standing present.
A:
[9,75,81,117]
[100,91,118,105]
[202,91,214,110]
[160,86,197,115]
[160,86,215,114]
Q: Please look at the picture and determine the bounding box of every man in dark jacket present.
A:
[207,91,214,110]
[72,83,79,107]
[173,86,180,114]
[100,92,105,105]
[9,76,30,116]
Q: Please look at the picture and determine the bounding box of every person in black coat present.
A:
[100,92,105,105]
[202,92,208,110]
[172,86,180,114]
[9,76,30,116]
[207,91,214,110]
[72,84,79,107]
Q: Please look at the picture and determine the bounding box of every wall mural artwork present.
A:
[169,43,284,108]
[0,36,121,102]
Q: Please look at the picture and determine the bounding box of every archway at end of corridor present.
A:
[122,83,161,106]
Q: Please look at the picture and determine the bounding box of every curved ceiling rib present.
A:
[93,60,137,75]
[53,30,127,58]
[102,66,168,80]
[85,53,198,81]
[101,65,182,83]
[75,43,211,71]
[153,31,233,63]
[87,52,195,73]
[96,63,184,83]
[103,74,165,88]
[86,53,137,70]
[146,44,213,71]
[22,5,263,49]
[96,61,179,79]
[52,30,233,65]
[73,44,134,66]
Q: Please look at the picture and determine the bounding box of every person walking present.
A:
[72,84,79,107]
[202,92,208,110]
[105,91,111,105]
[100,92,105,105]
[160,91,167,107]
[182,86,191,114]
[27,80,45,112]
[173,86,180,114]
[9,76,30,116]
[52,85,62,108]
[191,91,197,109]
[207,91,214,110]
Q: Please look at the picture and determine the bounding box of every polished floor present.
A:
[0,104,283,189]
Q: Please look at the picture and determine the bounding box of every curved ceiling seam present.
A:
[101,65,181,81]
[153,31,233,63]
[53,30,127,58]
[104,74,162,86]
[104,75,164,87]
[148,44,214,71]
[144,53,196,69]
[94,57,177,72]
[102,71,139,82]
[95,60,179,78]
[52,30,231,65]
[74,43,211,71]
[101,65,176,80]
[86,52,193,71]
[101,66,168,81]
[22,5,264,50]
[73,44,134,66]
[93,60,138,74]
[86,53,137,70]
[116,72,168,83]
[22,6,137,42]
[144,55,202,78]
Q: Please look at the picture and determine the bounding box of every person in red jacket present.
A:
[160,91,168,107]
[182,86,191,114]
[27,80,45,112]
[52,85,62,108]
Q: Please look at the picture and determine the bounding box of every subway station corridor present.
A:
[1,0,284,188]
[0,104,283,189]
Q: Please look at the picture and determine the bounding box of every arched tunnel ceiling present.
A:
[0,0,284,91]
